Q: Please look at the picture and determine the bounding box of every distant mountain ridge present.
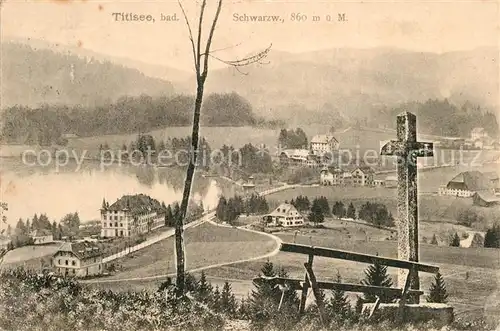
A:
[199,46,499,122]
[1,39,497,125]
[0,42,176,108]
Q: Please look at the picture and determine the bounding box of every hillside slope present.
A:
[0,42,175,108]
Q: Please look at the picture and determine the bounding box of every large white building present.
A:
[310,135,339,156]
[262,203,304,227]
[100,194,165,238]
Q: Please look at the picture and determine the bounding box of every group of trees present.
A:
[290,195,310,211]
[380,99,499,138]
[278,128,308,149]
[99,135,212,167]
[331,201,356,219]
[484,224,500,248]
[164,200,204,227]
[1,93,263,145]
[309,196,331,225]
[5,213,80,249]
[357,202,395,227]
[216,194,269,224]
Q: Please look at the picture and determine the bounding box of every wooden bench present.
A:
[255,242,440,325]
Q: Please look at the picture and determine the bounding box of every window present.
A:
[115,222,118,227]
[120,223,123,227]
[65,260,68,265]
[72,261,76,266]
[58,259,61,264]
[103,223,106,227]
[103,215,107,220]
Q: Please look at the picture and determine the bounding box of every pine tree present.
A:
[450,232,461,247]
[196,270,213,304]
[361,259,394,303]
[346,203,356,219]
[484,224,500,248]
[309,198,325,225]
[220,281,238,316]
[165,205,174,227]
[239,297,250,319]
[211,285,221,312]
[329,272,350,319]
[216,196,228,222]
[426,271,448,303]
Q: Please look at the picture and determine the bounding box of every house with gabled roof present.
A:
[31,229,54,245]
[100,194,165,238]
[351,165,375,187]
[320,166,342,185]
[439,171,495,197]
[262,203,304,227]
[52,241,103,277]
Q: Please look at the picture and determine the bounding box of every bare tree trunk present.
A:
[175,81,204,296]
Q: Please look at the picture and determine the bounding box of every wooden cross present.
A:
[380,112,434,304]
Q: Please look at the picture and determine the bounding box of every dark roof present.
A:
[473,191,500,203]
[353,166,375,174]
[446,171,493,191]
[56,241,102,260]
[106,194,163,215]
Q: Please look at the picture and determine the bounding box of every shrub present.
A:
[0,268,224,331]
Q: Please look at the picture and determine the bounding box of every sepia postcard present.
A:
[0,0,499,330]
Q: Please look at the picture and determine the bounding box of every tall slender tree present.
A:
[175,0,271,296]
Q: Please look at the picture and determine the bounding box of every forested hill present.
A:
[0,42,175,108]
[374,99,499,138]
[0,92,261,145]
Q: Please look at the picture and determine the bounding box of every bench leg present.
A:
[368,296,381,319]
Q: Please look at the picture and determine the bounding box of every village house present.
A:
[262,203,304,227]
[473,191,500,207]
[279,149,320,168]
[320,166,342,185]
[471,127,488,141]
[100,194,165,238]
[31,229,54,245]
[439,171,496,198]
[52,241,103,277]
[351,166,375,186]
[310,134,339,156]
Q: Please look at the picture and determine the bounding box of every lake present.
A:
[0,157,228,226]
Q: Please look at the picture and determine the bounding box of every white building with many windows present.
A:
[310,135,339,156]
[262,203,304,227]
[100,194,165,238]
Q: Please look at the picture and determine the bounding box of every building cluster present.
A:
[436,127,500,150]
[318,165,392,188]
[439,170,500,207]
[3,193,168,279]
[279,134,339,168]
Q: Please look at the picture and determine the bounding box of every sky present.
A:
[1,0,499,71]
